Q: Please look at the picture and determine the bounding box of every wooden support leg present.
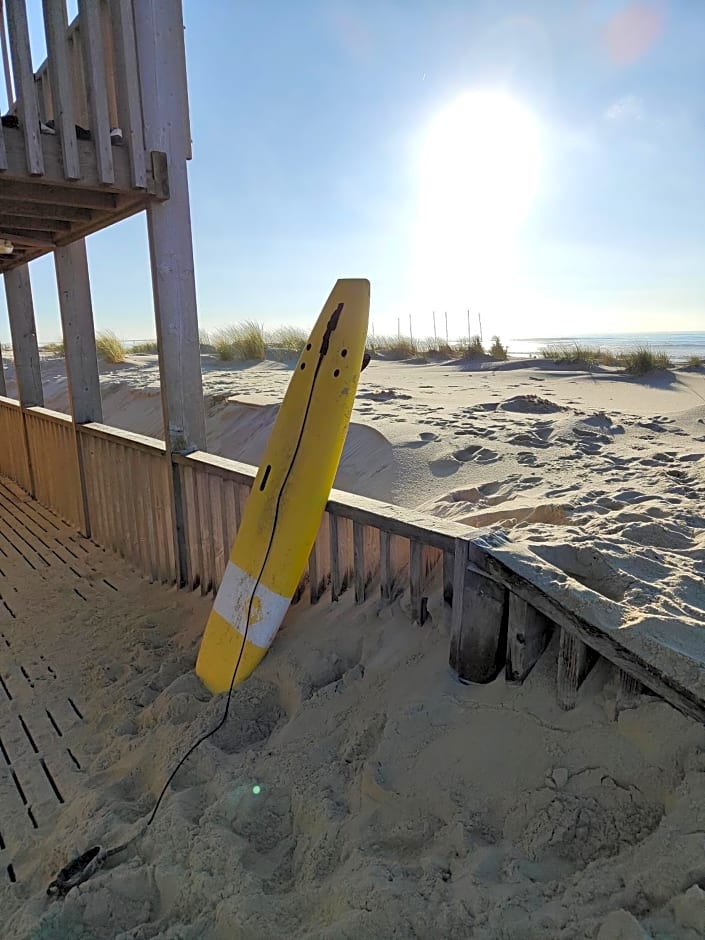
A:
[618,669,643,697]
[409,539,428,625]
[506,593,554,683]
[450,541,508,683]
[556,629,596,710]
[443,549,454,606]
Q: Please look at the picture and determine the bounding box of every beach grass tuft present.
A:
[96,331,127,364]
[212,320,266,361]
[267,326,308,353]
[618,346,672,375]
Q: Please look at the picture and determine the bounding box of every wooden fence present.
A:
[1,396,704,726]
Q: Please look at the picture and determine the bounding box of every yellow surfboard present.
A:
[196,279,370,694]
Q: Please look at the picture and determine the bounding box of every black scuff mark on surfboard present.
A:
[319,303,344,357]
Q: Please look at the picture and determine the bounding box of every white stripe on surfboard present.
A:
[213,561,291,650]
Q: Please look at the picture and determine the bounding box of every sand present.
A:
[2,354,705,938]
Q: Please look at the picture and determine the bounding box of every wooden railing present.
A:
[1,0,146,187]
[0,396,32,491]
[23,406,83,529]
[1,397,704,726]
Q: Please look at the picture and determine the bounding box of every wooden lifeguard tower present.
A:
[0,3,703,831]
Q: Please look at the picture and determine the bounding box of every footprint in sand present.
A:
[509,430,552,449]
[453,444,500,464]
[516,452,539,466]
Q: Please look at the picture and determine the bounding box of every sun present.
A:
[413,89,542,311]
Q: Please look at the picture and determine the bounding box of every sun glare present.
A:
[414,89,542,311]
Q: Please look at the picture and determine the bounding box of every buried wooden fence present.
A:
[0,406,703,725]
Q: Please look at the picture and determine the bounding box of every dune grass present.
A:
[685,355,703,369]
[212,320,266,361]
[456,335,485,360]
[267,326,308,353]
[42,341,65,357]
[368,334,419,359]
[489,335,508,360]
[130,340,159,354]
[541,344,627,367]
[96,330,127,364]
[618,346,672,375]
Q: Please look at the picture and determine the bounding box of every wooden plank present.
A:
[505,593,554,684]
[443,549,454,606]
[308,511,331,604]
[450,542,508,684]
[133,0,204,456]
[0,0,13,107]
[0,230,55,247]
[409,539,428,625]
[353,521,366,603]
[465,541,705,726]
[179,464,199,589]
[78,0,115,183]
[42,0,81,180]
[221,478,238,554]
[4,265,44,408]
[54,239,102,424]
[209,473,226,589]
[194,467,214,594]
[148,453,167,580]
[379,530,407,602]
[556,629,596,711]
[330,514,353,602]
[0,176,116,208]
[5,0,44,174]
[619,668,643,697]
[0,200,93,221]
[0,126,158,196]
[0,214,71,232]
[0,97,6,170]
[109,0,146,188]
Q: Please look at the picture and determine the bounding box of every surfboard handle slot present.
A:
[259,465,272,492]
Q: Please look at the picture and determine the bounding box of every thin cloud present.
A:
[604,94,643,123]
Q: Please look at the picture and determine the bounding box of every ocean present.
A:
[506,331,705,363]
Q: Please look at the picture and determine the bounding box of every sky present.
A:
[1,0,705,346]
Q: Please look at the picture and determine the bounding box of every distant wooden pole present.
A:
[4,264,43,407]
[478,311,483,342]
[432,310,437,346]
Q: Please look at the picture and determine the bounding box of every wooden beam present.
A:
[78,0,115,184]
[6,0,44,174]
[409,539,428,624]
[0,344,6,396]
[0,125,157,193]
[0,199,94,221]
[0,104,6,171]
[134,0,205,456]
[109,0,146,188]
[0,214,71,232]
[450,539,508,683]
[42,0,81,180]
[0,177,117,209]
[506,594,554,684]
[466,541,705,725]
[54,239,102,423]
[4,264,44,407]
[0,231,55,248]
[557,629,596,710]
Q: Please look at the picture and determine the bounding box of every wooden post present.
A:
[556,629,595,710]
[54,240,102,424]
[0,341,6,396]
[42,0,81,181]
[133,0,205,587]
[505,593,553,684]
[6,0,44,175]
[78,0,115,185]
[450,539,508,683]
[54,239,101,537]
[4,265,44,407]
